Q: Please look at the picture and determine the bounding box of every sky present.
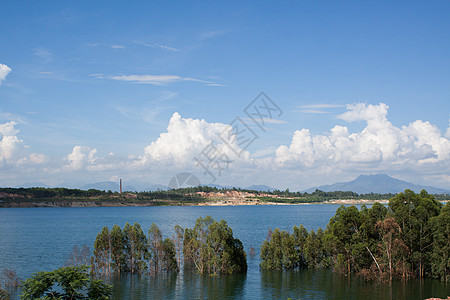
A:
[1,1,450,191]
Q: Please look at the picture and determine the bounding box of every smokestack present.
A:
[120,178,122,194]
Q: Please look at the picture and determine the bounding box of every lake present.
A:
[0,205,448,299]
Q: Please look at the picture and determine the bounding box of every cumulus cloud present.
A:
[139,112,250,169]
[0,121,46,167]
[65,146,98,170]
[0,64,12,85]
[275,103,450,171]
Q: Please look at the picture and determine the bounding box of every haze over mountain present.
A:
[303,174,450,194]
[79,181,168,192]
[246,185,276,192]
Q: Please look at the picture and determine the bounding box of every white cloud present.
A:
[18,153,48,165]
[0,121,46,167]
[109,74,216,86]
[276,103,450,171]
[139,112,250,168]
[111,45,126,50]
[65,146,98,170]
[0,121,19,136]
[2,104,449,190]
[0,64,12,85]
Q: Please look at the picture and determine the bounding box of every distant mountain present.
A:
[303,174,450,194]
[146,184,169,191]
[79,181,135,192]
[79,181,168,192]
[205,183,237,189]
[246,185,276,192]
[80,181,120,192]
[16,182,50,188]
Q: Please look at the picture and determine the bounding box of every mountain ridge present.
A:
[303,174,449,194]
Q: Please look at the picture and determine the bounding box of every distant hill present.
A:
[16,182,50,188]
[246,185,276,192]
[205,183,237,189]
[79,181,169,192]
[303,174,450,194]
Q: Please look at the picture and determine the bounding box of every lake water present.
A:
[0,205,448,299]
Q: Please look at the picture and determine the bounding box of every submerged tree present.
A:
[148,223,163,272]
[173,225,184,269]
[66,245,91,267]
[93,227,111,275]
[389,189,442,278]
[431,202,450,282]
[183,216,247,274]
[93,222,179,275]
[110,225,126,274]
[123,223,148,274]
[259,189,448,282]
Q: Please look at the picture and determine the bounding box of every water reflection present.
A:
[110,271,246,300]
[260,269,450,300]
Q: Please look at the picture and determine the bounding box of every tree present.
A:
[160,238,179,271]
[20,265,111,300]
[431,203,450,282]
[376,217,409,281]
[389,189,442,278]
[65,245,91,267]
[173,225,184,269]
[110,225,126,274]
[183,216,247,274]
[148,223,163,272]
[325,205,362,276]
[260,226,307,271]
[93,227,111,275]
[123,223,148,274]
[303,229,326,268]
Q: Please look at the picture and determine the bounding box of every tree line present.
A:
[91,216,247,276]
[9,216,246,299]
[260,189,449,282]
[3,186,448,203]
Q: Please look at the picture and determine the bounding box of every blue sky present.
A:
[1,1,450,190]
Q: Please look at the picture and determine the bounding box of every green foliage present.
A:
[20,265,111,300]
[0,286,10,300]
[92,222,179,275]
[260,225,311,271]
[389,189,443,278]
[259,189,449,282]
[123,223,148,274]
[183,216,247,274]
[110,225,126,273]
[431,203,450,282]
[160,238,179,272]
[93,227,111,275]
[325,205,362,275]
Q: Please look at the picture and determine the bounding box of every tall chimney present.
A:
[120,178,122,194]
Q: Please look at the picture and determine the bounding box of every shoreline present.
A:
[0,198,395,208]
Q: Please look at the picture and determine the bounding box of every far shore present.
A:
[1,188,447,208]
[0,198,412,208]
